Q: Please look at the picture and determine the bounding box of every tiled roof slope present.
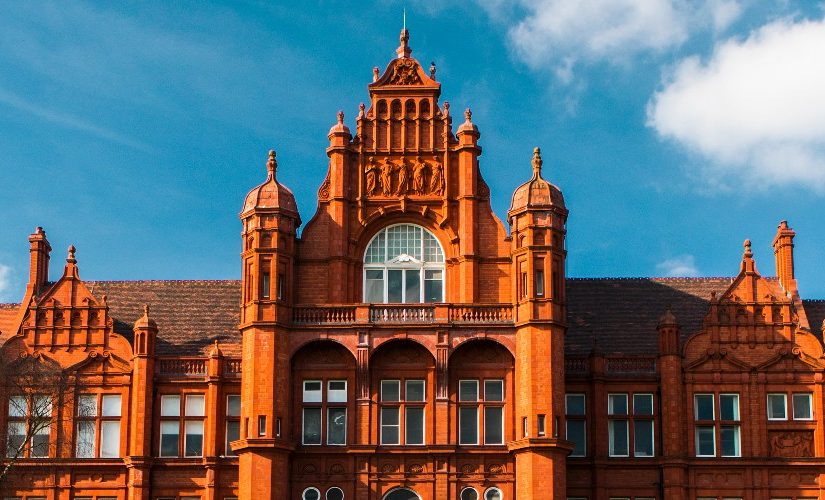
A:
[565,278,734,355]
[0,303,20,345]
[803,300,825,338]
[86,280,241,356]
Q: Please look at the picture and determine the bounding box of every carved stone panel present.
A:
[769,431,814,457]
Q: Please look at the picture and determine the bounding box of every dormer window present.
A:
[363,224,445,303]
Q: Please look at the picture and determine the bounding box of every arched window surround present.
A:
[363,223,445,304]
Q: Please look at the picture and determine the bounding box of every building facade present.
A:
[1,29,825,500]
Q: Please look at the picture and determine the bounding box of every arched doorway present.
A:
[383,488,420,500]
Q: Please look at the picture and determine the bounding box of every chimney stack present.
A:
[28,227,51,294]
[772,220,797,294]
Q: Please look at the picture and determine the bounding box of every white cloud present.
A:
[656,254,700,277]
[493,0,742,80]
[0,264,13,302]
[647,17,825,190]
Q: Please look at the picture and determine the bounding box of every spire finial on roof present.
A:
[358,102,365,119]
[532,147,543,176]
[337,110,344,124]
[743,238,752,258]
[464,108,472,122]
[143,304,150,316]
[267,149,277,178]
[430,61,436,79]
[397,25,412,59]
[67,245,76,263]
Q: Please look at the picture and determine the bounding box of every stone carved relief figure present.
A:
[771,432,813,457]
[365,158,380,195]
[396,159,410,195]
[430,160,444,196]
[413,157,429,194]
[381,159,394,196]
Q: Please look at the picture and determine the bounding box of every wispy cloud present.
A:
[656,254,700,277]
[0,264,13,302]
[0,87,153,152]
[647,16,825,192]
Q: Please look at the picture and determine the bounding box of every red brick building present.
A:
[1,29,825,500]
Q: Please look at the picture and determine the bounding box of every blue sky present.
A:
[2,1,825,302]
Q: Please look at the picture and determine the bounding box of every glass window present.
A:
[634,420,654,457]
[381,407,400,445]
[459,407,478,445]
[303,381,322,403]
[381,380,401,402]
[608,419,628,456]
[185,395,205,417]
[159,421,179,457]
[566,420,586,457]
[327,408,346,445]
[461,488,479,500]
[484,488,502,500]
[694,393,739,458]
[720,394,739,421]
[303,488,321,500]
[695,426,715,456]
[184,420,204,457]
[459,380,479,402]
[484,407,504,445]
[720,425,740,457]
[363,224,445,303]
[694,394,714,420]
[405,380,425,402]
[160,395,180,417]
[633,394,653,415]
[566,394,585,416]
[326,487,344,500]
[328,380,347,403]
[405,407,425,445]
[484,380,504,402]
[767,393,787,420]
[608,394,628,415]
[303,408,322,445]
[793,393,813,420]
[226,395,241,456]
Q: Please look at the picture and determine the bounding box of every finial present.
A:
[67,245,76,263]
[464,108,472,122]
[430,61,436,79]
[143,304,150,316]
[443,101,450,116]
[267,149,277,176]
[532,147,543,175]
[35,226,44,235]
[373,67,380,82]
[403,8,406,30]
[397,26,412,59]
[358,102,365,119]
[337,110,344,124]
[743,239,752,257]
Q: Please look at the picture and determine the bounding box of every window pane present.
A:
[381,380,400,402]
[226,420,240,455]
[566,394,586,416]
[405,407,424,445]
[8,395,27,417]
[404,269,421,303]
[184,420,203,456]
[76,421,96,458]
[633,394,653,415]
[720,425,740,457]
[695,426,715,456]
[608,394,628,415]
[101,421,120,458]
[406,380,425,402]
[227,395,241,417]
[365,270,384,302]
[484,407,503,445]
[387,269,403,302]
[102,395,121,417]
[6,421,25,458]
[459,407,478,445]
[302,408,322,445]
[327,487,345,500]
[793,393,813,419]
[303,488,321,500]
[485,489,502,500]
[327,408,346,445]
[77,395,97,417]
[303,381,322,403]
[381,407,400,445]
[720,394,739,421]
[185,395,205,417]
[484,380,504,402]
[365,232,385,263]
[566,420,586,456]
[608,419,628,456]
[459,380,479,402]
[33,395,51,417]
[328,380,347,403]
[424,270,443,303]
[160,421,179,457]
[30,422,50,457]
[767,394,786,419]
[160,395,180,417]
[460,489,479,500]
[694,394,714,420]
[634,420,654,457]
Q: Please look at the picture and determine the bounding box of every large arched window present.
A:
[363,224,445,303]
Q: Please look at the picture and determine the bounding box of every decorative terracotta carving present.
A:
[387,58,422,85]
[770,431,813,457]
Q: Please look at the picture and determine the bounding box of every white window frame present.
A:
[767,393,787,420]
[326,407,347,446]
[303,380,323,403]
[793,392,814,420]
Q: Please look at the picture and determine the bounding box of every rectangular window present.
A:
[608,393,653,457]
[365,269,384,302]
[303,381,322,403]
[720,394,739,421]
[694,394,714,420]
[608,394,628,415]
[485,407,504,444]
[459,380,479,402]
[695,426,716,457]
[406,380,425,402]
[767,393,787,420]
[184,420,204,457]
[566,420,586,457]
[388,269,403,302]
[381,380,401,402]
[159,394,204,457]
[405,407,425,445]
[277,273,285,300]
[260,272,270,299]
[404,269,421,303]
[225,395,241,455]
[694,393,739,458]
[302,408,322,445]
[608,419,629,456]
[634,420,654,457]
[380,407,400,445]
[6,395,54,459]
[159,421,179,457]
[327,408,346,445]
[484,380,504,402]
[520,272,528,299]
[537,414,546,437]
[793,393,813,420]
[720,425,740,457]
[535,269,545,296]
[258,415,266,437]
[459,406,478,445]
[327,380,347,403]
[424,269,443,302]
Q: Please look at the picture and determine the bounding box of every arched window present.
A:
[303,487,321,500]
[484,488,502,500]
[460,487,479,500]
[326,487,344,500]
[364,224,445,303]
[384,488,421,500]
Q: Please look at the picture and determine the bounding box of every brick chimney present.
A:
[772,220,797,294]
[28,227,51,294]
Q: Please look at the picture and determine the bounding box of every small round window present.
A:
[326,487,344,500]
[460,487,479,500]
[303,487,321,500]
[484,488,502,500]
[363,224,445,303]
